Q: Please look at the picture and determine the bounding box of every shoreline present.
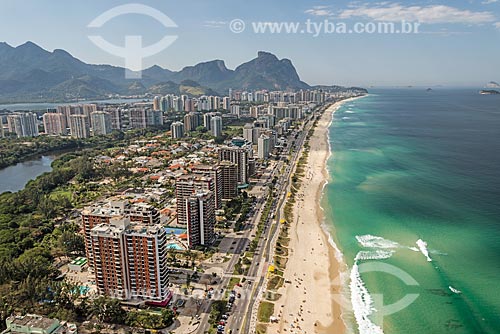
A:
[269,96,364,334]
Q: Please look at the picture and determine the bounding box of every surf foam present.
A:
[355,250,394,261]
[416,239,432,262]
[356,235,400,249]
[350,259,385,334]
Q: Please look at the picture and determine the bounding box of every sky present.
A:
[0,0,499,87]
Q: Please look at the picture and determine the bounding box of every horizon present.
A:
[0,0,499,87]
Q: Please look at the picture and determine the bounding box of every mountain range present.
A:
[0,41,362,103]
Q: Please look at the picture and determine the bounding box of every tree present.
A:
[91,297,126,324]
[58,231,85,256]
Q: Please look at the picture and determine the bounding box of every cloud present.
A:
[203,20,227,28]
[305,6,333,16]
[337,3,496,24]
[482,0,498,4]
[495,22,500,29]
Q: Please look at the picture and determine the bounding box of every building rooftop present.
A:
[6,314,59,333]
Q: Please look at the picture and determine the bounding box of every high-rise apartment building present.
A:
[183,112,201,132]
[69,114,90,138]
[258,134,271,159]
[211,116,223,137]
[186,190,215,248]
[218,161,238,200]
[91,111,112,136]
[218,146,251,185]
[7,113,39,137]
[90,216,171,303]
[43,113,67,135]
[175,175,215,225]
[170,121,184,139]
[192,165,223,209]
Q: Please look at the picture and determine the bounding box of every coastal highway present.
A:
[196,192,267,334]
[197,107,322,334]
[231,111,317,334]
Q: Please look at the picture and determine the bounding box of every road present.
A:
[196,110,320,334]
[233,113,317,334]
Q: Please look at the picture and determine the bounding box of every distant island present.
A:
[479,89,500,95]
[485,81,500,89]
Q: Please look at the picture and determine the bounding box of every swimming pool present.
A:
[164,227,187,235]
[166,243,184,250]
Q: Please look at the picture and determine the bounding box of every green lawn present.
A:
[257,301,274,323]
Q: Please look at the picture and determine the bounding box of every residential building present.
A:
[7,113,39,138]
[211,116,223,137]
[258,134,270,159]
[186,189,215,248]
[218,161,238,200]
[91,111,112,136]
[218,146,251,185]
[192,165,223,209]
[90,216,170,302]
[69,114,90,138]
[183,112,201,132]
[175,175,215,225]
[43,113,67,135]
[170,121,184,139]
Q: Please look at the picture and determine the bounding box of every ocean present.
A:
[323,89,500,334]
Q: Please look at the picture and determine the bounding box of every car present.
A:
[237,293,241,298]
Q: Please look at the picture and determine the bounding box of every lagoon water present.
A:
[0,155,55,193]
[324,89,500,333]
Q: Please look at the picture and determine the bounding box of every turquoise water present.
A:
[164,227,187,235]
[324,89,500,334]
[167,243,184,250]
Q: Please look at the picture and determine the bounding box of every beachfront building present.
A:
[186,189,216,248]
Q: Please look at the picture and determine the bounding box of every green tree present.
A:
[91,297,126,324]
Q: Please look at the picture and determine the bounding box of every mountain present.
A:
[0,41,346,103]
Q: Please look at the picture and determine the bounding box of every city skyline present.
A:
[0,0,499,87]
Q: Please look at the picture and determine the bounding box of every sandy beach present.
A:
[268,98,361,334]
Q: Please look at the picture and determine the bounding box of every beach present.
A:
[268,98,361,334]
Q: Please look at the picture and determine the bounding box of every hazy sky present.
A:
[1,0,499,87]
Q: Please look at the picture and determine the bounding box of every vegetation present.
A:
[257,301,274,323]
[208,300,227,330]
